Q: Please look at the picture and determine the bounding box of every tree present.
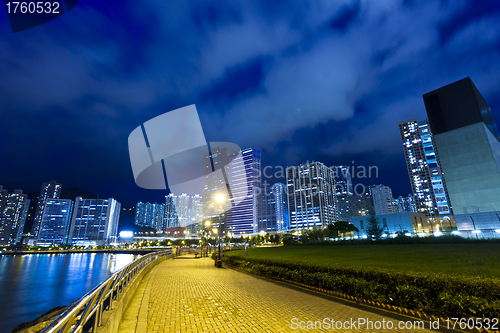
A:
[366,213,383,240]
[329,220,359,238]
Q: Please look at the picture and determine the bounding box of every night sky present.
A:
[1,0,500,206]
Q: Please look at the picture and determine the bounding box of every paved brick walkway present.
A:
[118,256,436,333]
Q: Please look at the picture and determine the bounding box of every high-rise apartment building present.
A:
[164,194,179,229]
[0,186,30,246]
[393,195,417,213]
[175,193,191,227]
[135,202,153,228]
[134,202,165,231]
[287,161,337,230]
[332,166,354,221]
[423,77,500,216]
[153,203,165,231]
[273,183,289,232]
[36,199,73,246]
[370,185,395,215]
[258,183,289,233]
[68,197,120,246]
[31,180,62,238]
[399,119,451,216]
[187,194,203,236]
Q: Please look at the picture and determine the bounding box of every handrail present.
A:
[41,249,172,333]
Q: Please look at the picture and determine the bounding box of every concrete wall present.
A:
[434,123,500,214]
[96,254,172,333]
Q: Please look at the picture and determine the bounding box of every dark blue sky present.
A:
[1,0,500,205]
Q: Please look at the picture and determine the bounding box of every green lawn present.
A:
[226,244,500,278]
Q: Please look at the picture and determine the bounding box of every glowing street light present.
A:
[215,194,225,203]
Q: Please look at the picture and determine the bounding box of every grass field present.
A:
[226,243,500,278]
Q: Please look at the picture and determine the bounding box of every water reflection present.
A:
[0,253,140,333]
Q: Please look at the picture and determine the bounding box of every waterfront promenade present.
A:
[118,255,437,333]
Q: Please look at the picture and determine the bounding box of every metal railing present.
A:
[41,249,172,333]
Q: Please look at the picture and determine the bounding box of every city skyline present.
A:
[1,1,500,207]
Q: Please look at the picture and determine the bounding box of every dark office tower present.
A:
[0,187,30,246]
[287,161,337,230]
[424,77,500,216]
[399,119,452,216]
[31,180,62,238]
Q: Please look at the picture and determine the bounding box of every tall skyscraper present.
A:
[135,202,153,228]
[187,194,203,236]
[0,186,30,246]
[332,165,354,221]
[164,194,179,229]
[202,145,238,234]
[31,180,62,238]
[258,182,289,233]
[176,193,191,227]
[287,161,337,230]
[152,203,165,231]
[369,185,395,215]
[225,148,262,235]
[399,119,451,216]
[134,202,165,231]
[393,195,417,213]
[423,77,500,216]
[273,183,289,232]
[68,197,120,246]
[36,199,73,246]
[202,146,261,236]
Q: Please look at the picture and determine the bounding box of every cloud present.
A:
[1,0,500,202]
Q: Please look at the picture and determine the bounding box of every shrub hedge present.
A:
[224,255,500,318]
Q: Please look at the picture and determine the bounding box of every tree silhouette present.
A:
[366,212,383,240]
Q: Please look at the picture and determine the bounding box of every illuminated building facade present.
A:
[134,202,165,231]
[202,146,261,236]
[225,148,261,235]
[202,145,239,234]
[0,186,30,246]
[186,194,203,236]
[332,165,354,221]
[287,161,337,230]
[68,197,120,246]
[393,195,417,213]
[258,182,289,232]
[36,199,73,246]
[164,194,179,229]
[31,180,62,238]
[369,184,395,215]
[399,119,451,216]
